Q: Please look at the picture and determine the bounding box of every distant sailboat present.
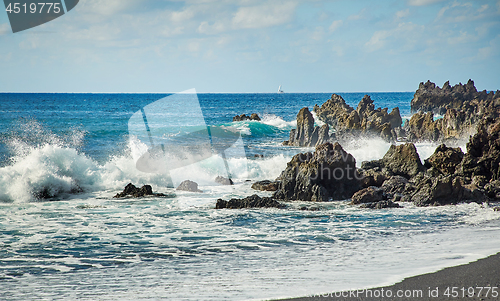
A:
[278,85,284,93]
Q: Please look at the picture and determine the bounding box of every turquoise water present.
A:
[1,92,499,300]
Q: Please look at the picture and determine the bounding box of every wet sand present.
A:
[275,252,500,301]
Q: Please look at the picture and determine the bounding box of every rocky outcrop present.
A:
[233,113,261,122]
[313,94,402,141]
[459,116,500,191]
[273,142,362,202]
[283,107,330,147]
[215,176,234,185]
[215,194,285,209]
[176,180,203,193]
[251,180,279,191]
[424,144,464,175]
[405,80,500,143]
[114,183,169,198]
[405,109,477,142]
[410,79,498,114]
[360,143,424,180]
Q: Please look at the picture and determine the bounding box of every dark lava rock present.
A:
[411,79,494,113]
[284,107,330,147]
[114,183,168,198]
[350,186,387,204]
[215,176,234,185]
[215,194,285,209]
[233,113,261,122]
[313,94,402,142]
[176,180,203,193]
[410,175,467,206]
[273,142,362,202]
[424,144,464,175]
[359,200,401,209]
[381,143,425,178]
[460,116,500,182]
[405,80,500,142]
[251,180,279,191]
[382,176,413,195]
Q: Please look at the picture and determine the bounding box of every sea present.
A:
[1,92,499,300]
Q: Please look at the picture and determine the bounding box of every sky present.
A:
[0,0,499,93]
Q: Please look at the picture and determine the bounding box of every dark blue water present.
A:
[0,92,413,165]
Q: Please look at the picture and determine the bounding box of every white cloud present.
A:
[198,21,226,35]
[396,9,410,19]
[478,4,489,13]
[329,20,343,32]
[232,1,298,29]
[365,22,424,52]
[79,0,140,15]
[0,23,10,35]
[408,0,444,6]
[365,30,390,51]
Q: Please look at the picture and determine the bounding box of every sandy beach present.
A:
[276,252,500,301]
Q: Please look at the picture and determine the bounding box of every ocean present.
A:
[1,92,499,300]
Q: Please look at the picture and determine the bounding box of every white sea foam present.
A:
[260,114,296,129]
[311,110,325,127]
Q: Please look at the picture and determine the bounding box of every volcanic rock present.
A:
[273,142,362,202]
[284,107,330,147]
[424,144,464,175]
[350,186,387,204]
[251,180,279,192]
[313,94,402,142]
[176,180,203,193]
[215,176,234,185]
[233,113,261,122]
[215,194,285,209]
[114,183,168,198]
[380,143,425,178]
[359,200,401,209]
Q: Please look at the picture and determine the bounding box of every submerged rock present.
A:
[251,180,279,191]
[114,183,170,198]
[215,194,285,209]
[359,200,401,209]
[176,180,203,193]
[233,113,261,122]
[273,142,362,202]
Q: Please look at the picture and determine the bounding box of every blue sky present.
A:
[0,0,499,93]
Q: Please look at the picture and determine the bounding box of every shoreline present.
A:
[274,252,500,301]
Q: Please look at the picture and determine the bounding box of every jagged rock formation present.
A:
[215,194,285,209]
[424,144,464,175]
[405,80,500,143]
[273,142,362,202]
[361,143,425,180]
[176,180,203,192]
[411,79,498,114]
[313,94,402,142]
[283,107,330,147]
[114,183,170,198]
[233,113,261,122]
